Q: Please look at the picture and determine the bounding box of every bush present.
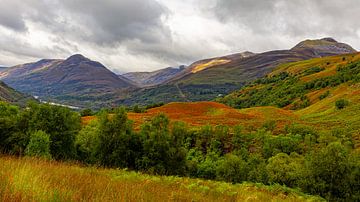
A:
[25,130,51,159]
[335,99,349,109]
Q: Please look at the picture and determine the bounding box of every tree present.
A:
[75,120,100,164]
[303,142,352,200]
[266,152,304,187]
[80,108,93,116]
[216,154,248,183]
[27,103,81,160]
[335,99,349,109]
[25,130,51,159]
[97,107,141,169]
[139,114,186,175]
[0,102,26,154]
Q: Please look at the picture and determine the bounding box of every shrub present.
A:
[25,130,51,159]
[319,90,330,100]
[335,99,349,109]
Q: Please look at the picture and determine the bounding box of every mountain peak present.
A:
[321,37,337,43]
[65,54,89,64]
[291,37,356,56]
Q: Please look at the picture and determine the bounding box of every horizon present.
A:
[0,0,359,73]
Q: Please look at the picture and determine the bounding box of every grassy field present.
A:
[0,156,324,202]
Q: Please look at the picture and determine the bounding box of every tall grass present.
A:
[0,156,323,201]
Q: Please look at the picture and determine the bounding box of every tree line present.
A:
[0,101,359,201]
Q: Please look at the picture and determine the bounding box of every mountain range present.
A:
[0,37,357,109]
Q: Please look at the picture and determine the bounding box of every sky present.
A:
[0,0,359,73]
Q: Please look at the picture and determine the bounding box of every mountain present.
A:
[290,37,356,57]
[123,38,357,105]
[0,54,136,108]
[122,65,186,86]
[0,66,7,72]
[219,52,360,111]
[0,81,34,105]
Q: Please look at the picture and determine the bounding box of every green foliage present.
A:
[303,66,325,76]
[25,130,51,159]
[216,154,248,183]
[266,153,304,187]
[0,101,359,201]
[335,99,349,109]
[220,60,360,109]
[302,142,356,201]
[319,90,330,100]
[80,108,93,116]
[139,114,187,175]
[75,121,100,164]
[26,102,81,160]
[97,107,142,169]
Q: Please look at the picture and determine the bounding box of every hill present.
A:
[0,54,136,109]
[123,38,356,105]
[0,81,34,105]
[218,52,360,147]
[123,66,186,86]
[0,156,322,201]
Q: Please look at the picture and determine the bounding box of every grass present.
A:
[82,102,302,133]
[0,156,323,202]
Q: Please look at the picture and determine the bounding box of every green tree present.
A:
[0,102,27,154]
[266,152,304,187]
[75,120,100,164]
[303,142,352,200]
[97,107,141,169]
[216,154,248,183]
[335,99,349,109]
[25,130,51,159]
[27,103,81,160]
[139,114,186,175]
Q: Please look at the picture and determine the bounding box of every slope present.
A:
[123,66,186,86]
[0,54,136,109]
[124,38,356,105]
[0,81,34,105]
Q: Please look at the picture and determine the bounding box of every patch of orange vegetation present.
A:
[191,59,231,73]
[82,102,300,133]
[81,116,96,125]
[128,102,256,129]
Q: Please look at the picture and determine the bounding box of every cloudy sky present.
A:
[0,0,359,73]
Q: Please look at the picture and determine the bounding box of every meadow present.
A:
[0,156,322,202]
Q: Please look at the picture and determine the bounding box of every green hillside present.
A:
[0,81,34,105]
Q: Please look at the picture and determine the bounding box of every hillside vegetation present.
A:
[219,53,360,146]
[0,81,34,105]
[0,156,322,202]
[1,100,359,201]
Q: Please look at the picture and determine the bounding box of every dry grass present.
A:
[82,102,302,133]
[0,156,321,202]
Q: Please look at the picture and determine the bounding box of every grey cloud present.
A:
[0,1,27,31]
[58,0,170,46]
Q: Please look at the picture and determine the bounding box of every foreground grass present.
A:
[0,156,323,202]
